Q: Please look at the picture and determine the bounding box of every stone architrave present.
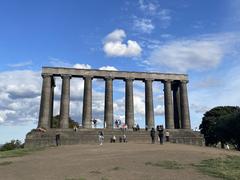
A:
[164,80,174,129]
[125,78,134,128]
[59,74,71,128]
[104,77,113,128]
[38,73,53,129]
[180,80,191,129]
[145,79,154,129]
[82,76,92,128]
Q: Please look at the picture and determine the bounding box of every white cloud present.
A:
[137,0,171,28]
[73,64,91,69]
[134,18,155,34]
[103,29,142,57]
[8,60,33,68]
[139,0,158,14]
[48,57,72,67]
[146,33,240,72]
[0,70,41,125]
[99,66,118,71]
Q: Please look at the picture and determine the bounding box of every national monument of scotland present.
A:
[25,67,203,147]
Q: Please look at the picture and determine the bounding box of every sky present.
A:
[0,0,240,144]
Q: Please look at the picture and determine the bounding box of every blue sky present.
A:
[0,0,240,144]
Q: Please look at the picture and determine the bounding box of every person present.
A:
[136,124,140,131]
[145,125,148,131]
[93,119,97,128]
[157,125,164,144]
[98,131,104,145]
[165,130,170,142]
[55,133,61,146]
[73,125,78,132]
[123,134,127,143]
[119,136,122,143]
[110,135,116,143]
[150,128,156,144]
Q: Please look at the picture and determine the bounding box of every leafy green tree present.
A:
[0,139,23,151]
[51,115,79,128]
[199,106,240,147]
[216,112,240,150]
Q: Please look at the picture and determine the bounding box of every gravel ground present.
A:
[0,143,239,180]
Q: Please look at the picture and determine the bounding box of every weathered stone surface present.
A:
[180,81,191,129]
[164,80,174,129]
[82,76,92,128]
[145,79,154,128]
[104,78,113,128]
[59,74,71,128]
[24,129,204,148]
[43,67,188,81]
[38,73,53,129]
[125,78,134,128]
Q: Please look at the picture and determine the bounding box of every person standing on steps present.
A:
[98,131,104,145]
[165,130,170,142]
[150,128,156,144]
[157,125,164,145]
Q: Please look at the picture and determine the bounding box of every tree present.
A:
[0,139,23,151]
[199,106,240,147]
[215,112,240,150]
[51,115,79,128]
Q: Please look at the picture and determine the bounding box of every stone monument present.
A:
[25,67,203,147]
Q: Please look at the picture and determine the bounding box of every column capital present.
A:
[180,80,189,84]
[104,76,114,81]
[83,75,93,80]
[41,73,52,78]
[144,78,154,82]
[124,78,134,82]
[162,79,172,83]
[61,74,72,79]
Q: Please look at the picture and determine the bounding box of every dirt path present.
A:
[0,143,239,180]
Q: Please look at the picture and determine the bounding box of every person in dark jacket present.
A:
[150,128,156,144]
[157,125,164,144]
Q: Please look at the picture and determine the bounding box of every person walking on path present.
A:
[157,125,164,144]
[98,131,104,145]
[150,128,156,144]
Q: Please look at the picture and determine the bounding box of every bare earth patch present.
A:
[0,143,239,180]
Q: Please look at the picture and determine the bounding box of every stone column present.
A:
[104,77,113,128]
[145,79,154,129]
[125,78,134,129]
[180,80,191,129]
[38,73,53,129]
[50,77,55,128]
[163,80,174,129]
[82,76,92,128]
[59,74,71,128]
[172,82,181,129]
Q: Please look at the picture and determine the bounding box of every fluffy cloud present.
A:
[0,70,41,125]
[73,64,91,69]
[146,33,240,72]
[134,18,155,33]
[103,29,142,57]
[99,66,118,71]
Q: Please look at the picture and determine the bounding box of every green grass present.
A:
[194,155,240,180]
[0,147,45,158]
[89,170,101,174]
[0,161,12,166]
[145,160,184,169]
[65,177,86,180]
